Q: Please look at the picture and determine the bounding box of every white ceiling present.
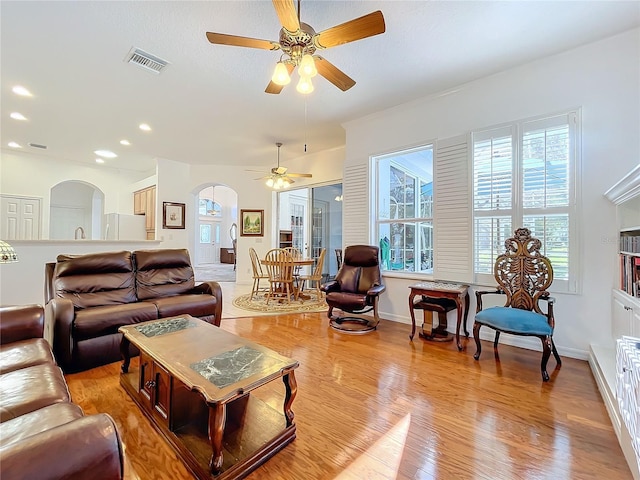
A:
[1,1,638,174]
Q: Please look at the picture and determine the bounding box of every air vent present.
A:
[28,143,47,149]
[125,47,169,74]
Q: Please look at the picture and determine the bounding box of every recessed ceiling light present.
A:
[120,139,131,146]
[12,86,32,97]
[95,158,105,164]
[139,123,151,132]
[94,150,117,158]
[10,112,27,121]
[8,142,22,148]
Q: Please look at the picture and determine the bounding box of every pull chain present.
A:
[304,99,308,153]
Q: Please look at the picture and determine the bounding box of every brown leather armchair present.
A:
[321,245,385,333]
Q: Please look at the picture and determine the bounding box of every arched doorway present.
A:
[50,181,104,240]
[193,184,238,282]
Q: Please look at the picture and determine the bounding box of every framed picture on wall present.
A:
[240,209,264,237]
[163,202,185,229]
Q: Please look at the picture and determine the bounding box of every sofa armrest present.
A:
[192,281,223,327]
[0,305,44,345]
[49,298,76,369]
[0,413,123,480]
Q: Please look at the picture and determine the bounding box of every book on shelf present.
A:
[620,253,640,297]
[621,234,640,254]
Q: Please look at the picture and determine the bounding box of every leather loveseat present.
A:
[46,248,223,372]
[0,304,123,480]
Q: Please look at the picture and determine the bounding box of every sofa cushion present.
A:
[0,364,70,422]
[0,402,84,446]
[326,292,368,311]
[147,294,217,319]
[53,251,136,308]
[0,339,55,374]
[475,306,553,336]
[134,249,195,300]
[74,302,158,341]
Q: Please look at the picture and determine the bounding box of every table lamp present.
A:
[0,240,18,263]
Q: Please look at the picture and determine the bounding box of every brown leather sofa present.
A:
[0,304,123,480]
[46,248,223,372]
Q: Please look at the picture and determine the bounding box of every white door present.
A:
[0,195,42,240]
[198,220,220,264]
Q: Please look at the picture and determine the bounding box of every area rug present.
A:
[232,292,328,314]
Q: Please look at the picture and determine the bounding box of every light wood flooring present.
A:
[65,312,631,480]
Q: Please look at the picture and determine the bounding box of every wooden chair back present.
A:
[494,227,554,313]
[264,249,295,304]
[249,247,266,278]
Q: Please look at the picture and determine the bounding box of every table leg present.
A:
[455,301,463,351]
[422,309,433,337]
[120,336,131,373]
[208,402,226,475]
[463,292,470,337]
[283,371,298,427]
[408,292,417,340]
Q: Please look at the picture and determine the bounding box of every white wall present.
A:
[0,144,344,306]
[342,28,640,358]
[1,151,153,238]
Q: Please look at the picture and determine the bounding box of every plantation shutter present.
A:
[520,113,574,281]
[472,126,515,275]
[433,134,473,283]
[342,163,369,247]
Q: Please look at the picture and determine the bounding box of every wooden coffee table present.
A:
[119,315,299,479]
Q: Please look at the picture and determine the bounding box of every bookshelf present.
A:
[590,165,640,480]
[278,230,293,249]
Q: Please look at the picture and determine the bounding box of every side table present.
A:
[408,281,470,350]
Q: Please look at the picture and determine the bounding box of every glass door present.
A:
[278,182,342,281]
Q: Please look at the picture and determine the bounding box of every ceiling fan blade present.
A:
[206,32,279,50]
[314,57,356,91]
[265,63,295,94]
[286,173,313,178]
[314,11,385,49]
[272,0,300,33]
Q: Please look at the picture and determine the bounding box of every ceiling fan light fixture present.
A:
[266,177,275,187]
[299,54,317,77]
[271,61,291,86]
[296,75,314,94]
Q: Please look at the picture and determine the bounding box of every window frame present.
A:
[472,110,581,294]
[373,143,435,276]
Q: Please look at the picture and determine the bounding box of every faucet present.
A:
[74,226,86,240]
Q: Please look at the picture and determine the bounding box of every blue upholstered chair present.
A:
[473,228,561,381]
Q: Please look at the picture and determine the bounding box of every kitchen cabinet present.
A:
[134,186,156,240]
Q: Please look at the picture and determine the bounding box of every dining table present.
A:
[261,257,316,301]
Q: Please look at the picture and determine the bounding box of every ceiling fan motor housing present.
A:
[279,22,318,63]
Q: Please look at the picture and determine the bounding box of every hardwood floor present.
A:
[65,313,631,480]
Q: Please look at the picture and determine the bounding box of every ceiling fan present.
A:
[252,143,312,189]
[205,0,385,94]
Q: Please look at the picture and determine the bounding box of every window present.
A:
[198,199,221,217]
[472,111,579,292]
[375,145,434,273]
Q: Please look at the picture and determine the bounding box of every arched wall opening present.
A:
[49,180,104,240]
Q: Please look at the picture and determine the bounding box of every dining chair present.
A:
[249,247,269,300]
[298,248,326,300]
[473,227,561,381]
[283,247,303,276]
[264,248,296,305]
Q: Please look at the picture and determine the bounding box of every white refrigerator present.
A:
[104,213,146,240]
